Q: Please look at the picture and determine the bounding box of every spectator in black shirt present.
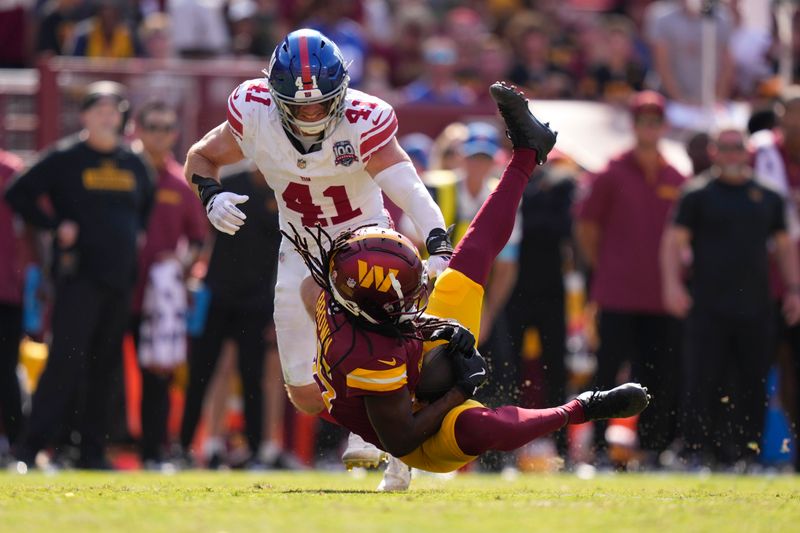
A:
[661,127,800,468]
[35,0,85,57]
[6,81,154,471]
[179,166,280,467]
[506,155,577,455]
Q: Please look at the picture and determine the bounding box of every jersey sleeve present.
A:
[345,362,408,397]
[349,95,398,164]
[340,334,409,397]
[4,147,62,229]
[673,186,702,231]
[226,79,269,158]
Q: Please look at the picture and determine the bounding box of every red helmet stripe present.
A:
[298,35,313,89]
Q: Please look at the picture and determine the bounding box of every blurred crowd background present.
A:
[3,0,800,475]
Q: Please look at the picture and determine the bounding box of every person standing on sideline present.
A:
[662,127,800,468]
[574,91,686,465]
[0,148,25,453]
[752,88,800,472]
[6,81,154,471]
[506,153,577,457]
[130,101,207,469]
[179,166,279,468]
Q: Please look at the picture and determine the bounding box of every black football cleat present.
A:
[576,383,650,421]
[489,81,557,165]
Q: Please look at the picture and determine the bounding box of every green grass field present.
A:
[1,471,799,532]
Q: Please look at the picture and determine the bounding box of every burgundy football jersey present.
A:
[313,292,423,449]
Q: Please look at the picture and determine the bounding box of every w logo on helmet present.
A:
[358,260,399,293]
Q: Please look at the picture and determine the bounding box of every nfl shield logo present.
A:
[333,141,358,167]
[297,158,307,169]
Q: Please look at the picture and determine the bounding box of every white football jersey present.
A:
[227,78,396,235]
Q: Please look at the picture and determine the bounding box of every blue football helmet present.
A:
[265,29,350,141]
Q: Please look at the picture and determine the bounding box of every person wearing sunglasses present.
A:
[662,127,800,470]
[130,100,208,470]
[6,81,155,471]
[574,91,686,467]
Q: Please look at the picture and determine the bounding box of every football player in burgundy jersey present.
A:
[184,29,452,484]
[293,83,650,474]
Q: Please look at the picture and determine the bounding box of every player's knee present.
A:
[286,383,324,415]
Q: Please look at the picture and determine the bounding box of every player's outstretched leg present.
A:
[449,82,557,287]
[575,383,650,422]
[452,383,649,456]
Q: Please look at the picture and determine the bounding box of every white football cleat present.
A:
[341,433,388,470]
[377,455,412,492]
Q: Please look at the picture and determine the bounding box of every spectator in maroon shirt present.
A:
[131,101,207,469]
[0,148,25,449]
[574,91,686,465]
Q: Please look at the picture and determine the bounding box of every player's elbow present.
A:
[185,141,210,168]
[285,383,325,415]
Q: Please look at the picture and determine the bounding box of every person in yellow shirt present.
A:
[68,0,140,59]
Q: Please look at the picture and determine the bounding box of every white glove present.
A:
[206,192,249,235]
[426,253,451,280]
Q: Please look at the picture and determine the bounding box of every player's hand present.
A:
[429,324,475,355]
[425,227,454,280]
[206,192,249,235]
[426,254,451,280]
[452,347,488,398]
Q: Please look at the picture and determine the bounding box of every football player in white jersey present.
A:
[184,29,452,488]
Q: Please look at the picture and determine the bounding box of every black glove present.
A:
[452,348,488,398]
[425,226,455,279]
[425,226,454,256]
[429,324,475,355]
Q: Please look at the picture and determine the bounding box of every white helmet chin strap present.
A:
[328,271,418,326]
[329,278,380,325]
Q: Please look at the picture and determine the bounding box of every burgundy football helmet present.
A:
[329,227,426,325]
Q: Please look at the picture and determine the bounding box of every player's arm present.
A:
[366,139,445,238]
[367,139,452,276]
[364,387,467,458]
[300,275,322,319]
[184,122,245,190]
[184,123,250,235]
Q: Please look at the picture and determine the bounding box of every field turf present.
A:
[1,471,798,532]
